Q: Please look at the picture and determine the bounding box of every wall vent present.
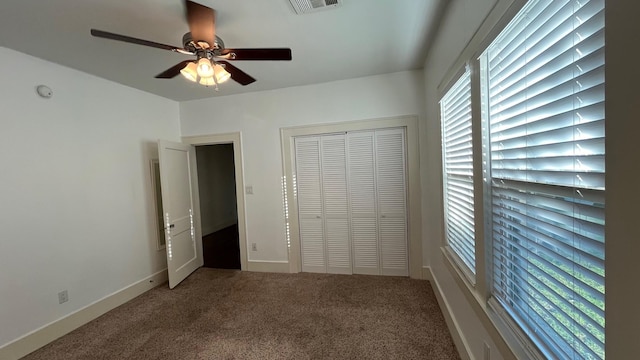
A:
[289,0,341,14]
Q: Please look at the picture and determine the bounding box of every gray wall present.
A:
[196,144,238,236]
[0,47,180,348]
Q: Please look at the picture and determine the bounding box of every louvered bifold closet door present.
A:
[347,131,380,275]
[375,129,408,276]
[321,135,351,274]
[295,137,326,273]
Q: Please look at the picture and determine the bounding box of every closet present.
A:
[294,128,408,276]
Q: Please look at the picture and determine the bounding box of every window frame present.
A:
[436,0,606,359]
[480,0,606,357]
[440,65,477,285]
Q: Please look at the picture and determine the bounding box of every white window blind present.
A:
[482,0,605,359]
[441,68,476,276]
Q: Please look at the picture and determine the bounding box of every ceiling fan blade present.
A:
[218,61,256,85]
[90,29,188,53]
[155,60,194,79]
[185,0,216,48]
[220,48,292,61]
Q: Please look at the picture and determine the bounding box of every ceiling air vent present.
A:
[289,0,341,14]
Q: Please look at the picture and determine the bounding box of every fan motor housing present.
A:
[182,32,224,55]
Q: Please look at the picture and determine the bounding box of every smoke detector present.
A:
[289,0,341,14]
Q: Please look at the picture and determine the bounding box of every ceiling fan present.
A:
[90,0,292,89]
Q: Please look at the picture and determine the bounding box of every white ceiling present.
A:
[0,0,446,101]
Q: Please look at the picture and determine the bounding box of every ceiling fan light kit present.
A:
[196,58,214,78]
[212,64,231,83]
[180,61,230,88]
[180,63,198,82]
[90,0,292,90]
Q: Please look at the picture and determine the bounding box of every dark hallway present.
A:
[195,143,240,270]
[202,224,240,269]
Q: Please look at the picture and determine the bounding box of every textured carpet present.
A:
[22,269,460,360]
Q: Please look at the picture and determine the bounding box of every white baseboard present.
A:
[422,266,434,281]
[0,269,168,360]
[424,266,474,360]
[247,260,290,273]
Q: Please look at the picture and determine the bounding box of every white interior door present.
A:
[295,137,326,273]
[375,129,408,276]
[347,131,380,275]
[321,135,351,274]
[158,140,203,288]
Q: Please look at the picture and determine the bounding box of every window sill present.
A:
[442,246,476,288]
[440,246,544,360]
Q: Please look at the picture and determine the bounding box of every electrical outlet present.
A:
[251,243,257,251]
[245,186,254,195]
[483,342,490,360]
[58,290,69,304]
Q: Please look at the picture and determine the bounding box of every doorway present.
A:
[195,144,240,269]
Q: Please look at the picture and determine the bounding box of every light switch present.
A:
[245,185,253,194]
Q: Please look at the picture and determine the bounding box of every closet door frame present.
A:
[281,115,422,279]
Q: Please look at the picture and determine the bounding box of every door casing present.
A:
[182,132,248,271]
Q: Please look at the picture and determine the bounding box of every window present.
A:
[441,68,476,277]
[481,0,605,359]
